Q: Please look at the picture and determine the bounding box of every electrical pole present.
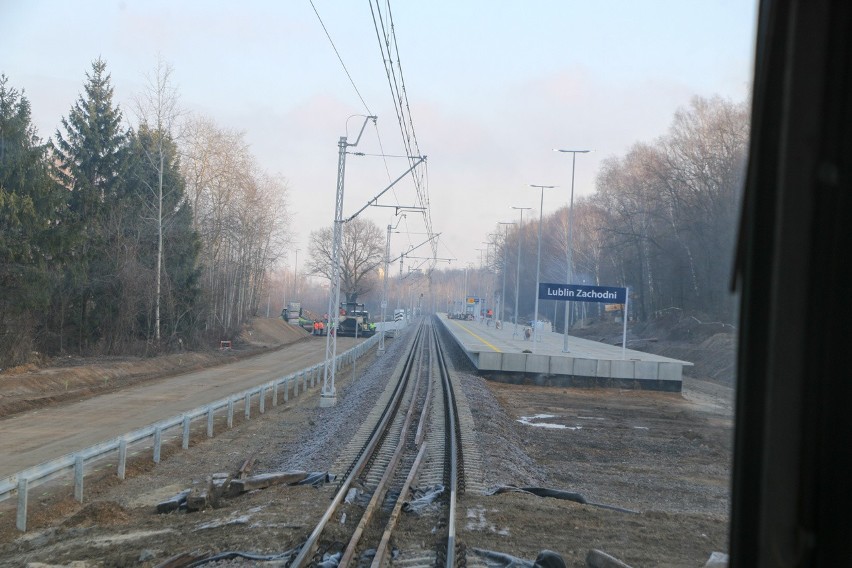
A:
[321,116,375,407]
[379,215,406,354]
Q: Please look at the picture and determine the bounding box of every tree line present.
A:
[422,95,748,329]
[0,59,289,366]
[289,95,746,331]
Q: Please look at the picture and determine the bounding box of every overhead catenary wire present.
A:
[309,0,373,116]
[311,1,420,283]
[348,152,422,159]
[369,0,437,266]
[386,2,435,259]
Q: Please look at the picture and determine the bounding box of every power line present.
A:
[387,1,423,160]
[369,1,409,153]
[385,2,435,262]
[370,0,417,256]
[309,0,373,115]
[347,151,419,159]
[369,0,436,265]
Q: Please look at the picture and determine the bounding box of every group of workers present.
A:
[311,319,377,335]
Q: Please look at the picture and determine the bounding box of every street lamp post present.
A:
[484,236,498,319]
[293,249,299,301]
[528,184,556,352]
[481,240,493,321]
[463,265,469,318]
[510,207,531,339]
[476,248,486,321]
[554,149,590,352]
[497,222,517,325]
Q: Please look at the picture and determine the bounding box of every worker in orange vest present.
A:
[317,320,325,335]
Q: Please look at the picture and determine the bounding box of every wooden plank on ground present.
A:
[156,489,192,514]
[228,471,308,494]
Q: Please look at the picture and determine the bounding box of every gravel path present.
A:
[273,327,414,474]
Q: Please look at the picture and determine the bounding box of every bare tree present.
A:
[590,96,748,320]
[179,114,289,334]
[133,55,182,342]
[594,144,668,320]
[307,217,384,304]
[430,95,748,324]
[657,96,749,314]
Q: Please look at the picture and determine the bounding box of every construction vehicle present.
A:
[281,302,302,326]
[282,302,328,334]
[336,302,376,337]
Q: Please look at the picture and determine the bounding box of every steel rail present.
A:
[344,317,462,567]
[414,332,435,447]
[290,325,425,567]
[338,327,429,566]
[433,320,460,568]
[370,442,428,568]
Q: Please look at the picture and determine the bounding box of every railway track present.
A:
[289,316,477,568]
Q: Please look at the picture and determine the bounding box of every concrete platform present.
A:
[436,314,692,392]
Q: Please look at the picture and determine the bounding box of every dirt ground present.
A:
[0,318,309,420]
[456,378,732,567]
[0,316,736,567]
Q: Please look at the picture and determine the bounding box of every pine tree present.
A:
[52,58,130,353]
[54,58,127,222]
[0,75,65,364]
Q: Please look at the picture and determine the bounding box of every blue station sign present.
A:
[538,283,627,304]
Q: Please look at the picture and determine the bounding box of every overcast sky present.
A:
[1,1,758,269]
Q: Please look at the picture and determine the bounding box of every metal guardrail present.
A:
[1,334,381,531]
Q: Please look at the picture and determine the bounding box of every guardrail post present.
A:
[207,406,214,437]
[118,439,127,479]
[2,357,400,527]
[16,478,28,532]
[154,427,162,463]
[74,455,84,502]
[182,416,191,448]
